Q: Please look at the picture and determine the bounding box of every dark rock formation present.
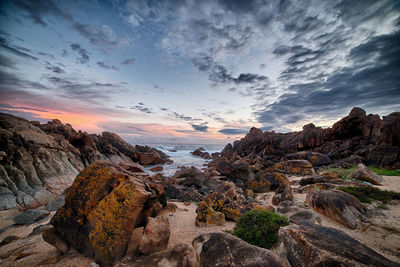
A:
[279,222,398,267]
[191,147,212,159]
[192,232,288,267]
[0,112,170,210]
[215,107,399,169]
[47,161,166,266]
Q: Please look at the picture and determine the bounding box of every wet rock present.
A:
[149,166,163,172]
[193,232,288,267]
[349,163,383,185]
[49,161,165,266]
[173,166,206,189]
[42,227,70,254]
[279,222,398,267]
[131,243,199,267]
[274,160,316,176]
[138,214,170,255]
[191,147,212,159]
[13,209,50,225]
[306,189,365,229]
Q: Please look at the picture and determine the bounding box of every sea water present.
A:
[142,144,224,177]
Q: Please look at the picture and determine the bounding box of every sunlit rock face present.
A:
[0,112,170,210]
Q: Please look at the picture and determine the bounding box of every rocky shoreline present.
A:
[0,108,399,266]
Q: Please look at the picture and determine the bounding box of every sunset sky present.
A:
[0,0,399,144]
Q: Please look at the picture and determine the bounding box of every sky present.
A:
[0,0,399,144]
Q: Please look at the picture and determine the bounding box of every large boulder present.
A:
[173,166,206,189]
[306,190,365,229]
[191,147,211,159]
[192,232,288,267]
[48,161,166,266]
[279,222,398,267]
[349,163,383,185]
[273,160,315,176]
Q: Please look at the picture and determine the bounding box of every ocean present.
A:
[142,144,225,177]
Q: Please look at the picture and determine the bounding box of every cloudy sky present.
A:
[0,0,399,144]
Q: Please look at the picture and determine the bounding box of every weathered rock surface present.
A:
[283,151,331,166]
[138,214,170,255]
[48,161,166,266]
[193,232,288,267]
[274,160,316,176]
[349,163,383,185]
[306,190,365,229]
[131,243,199,267]
[279,222,398,267]
[0,112,170,210]
[42,227,70,254]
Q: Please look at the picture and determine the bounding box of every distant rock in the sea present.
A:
[191,147,211,159]
[0,112,170,210]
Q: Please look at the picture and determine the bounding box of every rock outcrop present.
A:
[0,112,170,210]
[215,107,399,169]
[191,147,211,159]
[47,161,166,266]
[193,232,288,267]
[279,222,398,267]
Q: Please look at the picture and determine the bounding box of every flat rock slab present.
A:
[13,209,50,225]
[279,222,399,267]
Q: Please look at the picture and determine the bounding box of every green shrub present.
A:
[369,167,400,176]
[338,186,400,204]
[318,166,356,180]
[233,209,288,249]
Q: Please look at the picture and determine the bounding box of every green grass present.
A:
[338,186,400,204]
[319,165,400,180]
[369,167,400,176]
[233,210,288,249]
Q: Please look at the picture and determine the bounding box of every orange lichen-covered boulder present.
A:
[273,160,316,176]
[49,161,166,266]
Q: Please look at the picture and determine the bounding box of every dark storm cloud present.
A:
[0,54,16,68]
[13,0,72,26]
[191,124,209,132]
[257,30,400,126]
[0,69,48,92]
[97,61,120,71]
[121,58,136,65]
[218,128,249,135]
[70,43,90,64]
[0,37,38,60]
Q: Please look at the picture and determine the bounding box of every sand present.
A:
[167,201,235,249]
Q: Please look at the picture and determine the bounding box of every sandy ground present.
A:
[0,175,399,266]
[378,175,400,192]
[167,201,235,249]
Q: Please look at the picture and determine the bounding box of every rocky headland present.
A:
[0,107,399,267]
